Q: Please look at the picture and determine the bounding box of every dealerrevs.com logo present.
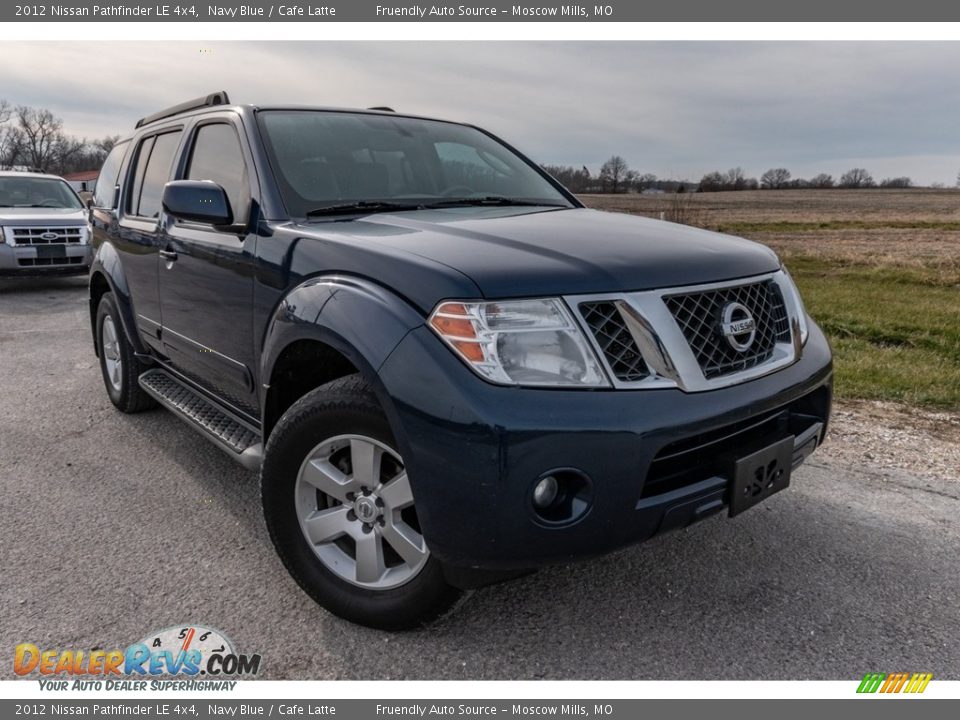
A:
[856,672,933,694]
[14,625,261,691]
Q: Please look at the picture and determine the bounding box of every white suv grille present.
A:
[9,227,84,245]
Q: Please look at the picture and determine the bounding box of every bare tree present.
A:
[698,168,757,192]
[839,168,875,188]
[15,106,66,171]
[636,173,657,191]
[724,167,744,189]
[760,167,792,189]
[809,173,834,188]
[599,155,635,194]
[879,177,912,188]
[0,99,17,167]
[542,164,591,194]
[956,170,960,188]
[698,171,724,192]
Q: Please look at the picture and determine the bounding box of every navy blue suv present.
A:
[89,92,832,629]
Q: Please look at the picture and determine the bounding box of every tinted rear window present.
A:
[93,141,129,208]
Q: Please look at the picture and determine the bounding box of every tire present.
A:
[261,375,462,630]
[96,292,156,413]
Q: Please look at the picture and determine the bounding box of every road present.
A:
[1,276,958,680]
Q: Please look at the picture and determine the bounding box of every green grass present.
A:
[786,256,960,409]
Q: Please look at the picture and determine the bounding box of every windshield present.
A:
[0,176,84,209]
[257,110,573,217]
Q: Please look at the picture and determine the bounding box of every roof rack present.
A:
[135,91,231,129]
[368,106,395,112]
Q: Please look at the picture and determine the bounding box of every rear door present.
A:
[157,116,259,416]
[113,129,184,352]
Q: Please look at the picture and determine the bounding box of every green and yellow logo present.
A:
[857,672,932,694]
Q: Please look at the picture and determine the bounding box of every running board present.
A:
[138,369,263,471]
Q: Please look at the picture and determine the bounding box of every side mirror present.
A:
[162,180,233,226]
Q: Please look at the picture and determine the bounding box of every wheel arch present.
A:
[88,242,147,357]
[259,274,426,443]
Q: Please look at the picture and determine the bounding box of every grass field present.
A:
[581,189,960,410]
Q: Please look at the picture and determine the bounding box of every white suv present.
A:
[0,171,92,276]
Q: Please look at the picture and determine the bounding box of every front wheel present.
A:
[260,375,462,630]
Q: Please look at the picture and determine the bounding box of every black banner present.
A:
[5,1,960,22]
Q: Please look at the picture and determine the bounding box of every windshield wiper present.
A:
[304,200,423,217]
[423,196,568,209]
[304,196,569,217]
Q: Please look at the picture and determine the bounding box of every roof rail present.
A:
[135,91,231,129]
[368,106,395,112]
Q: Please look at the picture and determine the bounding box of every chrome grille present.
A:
[579,301,648,381]
[664,280,791,379]
[11,227,84,245]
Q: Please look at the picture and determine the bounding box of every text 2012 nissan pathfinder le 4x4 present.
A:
[88,92,832,629]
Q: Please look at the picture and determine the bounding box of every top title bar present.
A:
[6,0,960,22]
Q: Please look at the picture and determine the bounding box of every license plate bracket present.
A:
[727,434,795,517]
[36,245,66,259]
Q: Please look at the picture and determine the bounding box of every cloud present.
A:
[1,41,958,184]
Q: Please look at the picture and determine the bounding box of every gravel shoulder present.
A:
[823,400,960,484]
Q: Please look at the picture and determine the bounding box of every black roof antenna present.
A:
[368,106,395,112]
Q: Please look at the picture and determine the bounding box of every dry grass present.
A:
[580,189,960,409]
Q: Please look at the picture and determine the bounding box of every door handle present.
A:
[159,249,178,262]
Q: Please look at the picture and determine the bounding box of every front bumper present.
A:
[377,319,833,570]
[0,242,92,276]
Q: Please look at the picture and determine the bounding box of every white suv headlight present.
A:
[428,298,609,387]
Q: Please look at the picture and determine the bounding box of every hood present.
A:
[0,207,88,225]
[300,207,780,300]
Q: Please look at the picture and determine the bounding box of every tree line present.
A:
[1,104,956,192]
[0,101,119,176]
[544,156,948,194]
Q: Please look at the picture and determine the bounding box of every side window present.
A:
[127,136,154,216]
[185,123,249,222]
[127,131,182,219]
[137,132,182,218]
[93,140,129,208]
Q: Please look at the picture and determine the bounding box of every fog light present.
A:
[529,469,593,526]
[532,475,559,509]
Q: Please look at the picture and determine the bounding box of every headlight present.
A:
[778,266,809,345]
[428,298,609,387]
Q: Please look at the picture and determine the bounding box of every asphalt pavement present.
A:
[1,276,958,680]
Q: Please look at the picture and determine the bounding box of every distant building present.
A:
[63,170,99,194]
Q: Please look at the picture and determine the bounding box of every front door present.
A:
[157,118,259,417]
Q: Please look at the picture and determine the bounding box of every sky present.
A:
[2,41,960,185]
